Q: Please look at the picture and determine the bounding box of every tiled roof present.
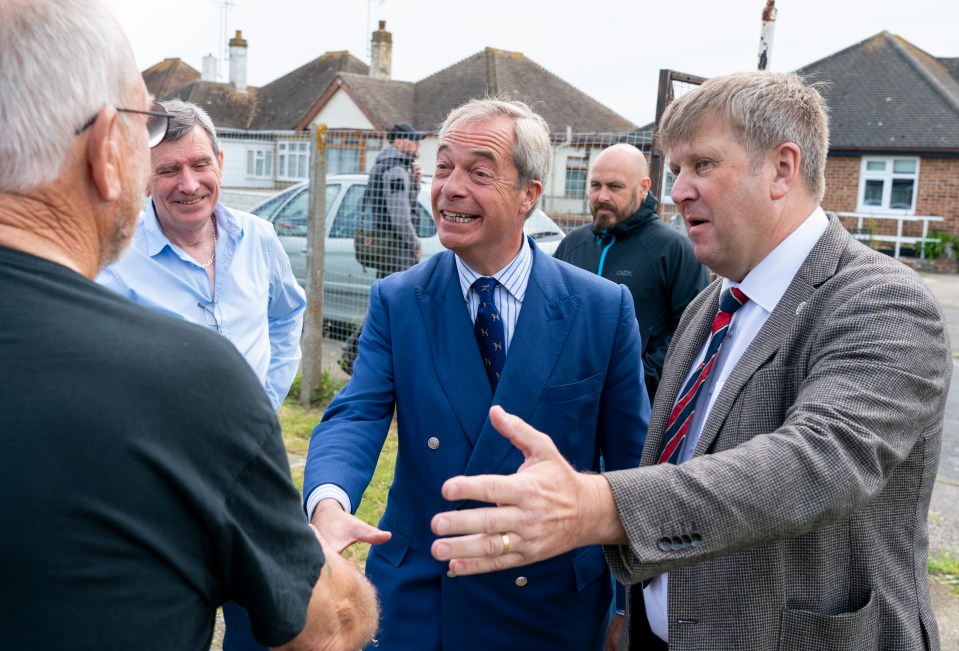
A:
[941,58,959,81]
[797,32,959,151]
[142,58,200,99]
[413,48,637,133]
[160,80,259,130]
[320,73,416,131]
[145,47,639,135]
[250,51,369,130]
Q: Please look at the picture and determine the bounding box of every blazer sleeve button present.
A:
[515,576,528,587]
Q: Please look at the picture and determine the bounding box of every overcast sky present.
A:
[104,0,958,127]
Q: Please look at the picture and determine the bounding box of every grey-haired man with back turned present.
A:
[0,1,377,649]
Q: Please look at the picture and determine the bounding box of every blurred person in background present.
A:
[555,143,708,404]
[339,123,425,375]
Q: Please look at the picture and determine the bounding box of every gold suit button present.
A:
[446,570,456,578]
[515,576,528,587]
[427,437,440,450]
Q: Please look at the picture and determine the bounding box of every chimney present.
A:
[229,29,248,91]
[202,54,218,82]
[370,20,392,79]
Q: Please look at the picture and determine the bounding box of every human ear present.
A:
[86,107,123,202]
[770,142,801,200]
[640,176,653,195]
[519,180,544,215]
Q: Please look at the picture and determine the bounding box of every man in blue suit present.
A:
[303,98,650,650]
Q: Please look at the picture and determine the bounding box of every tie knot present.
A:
[473,277,498,297]
[720,286,749,315]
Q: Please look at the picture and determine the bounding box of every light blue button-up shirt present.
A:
[98,201,306,410]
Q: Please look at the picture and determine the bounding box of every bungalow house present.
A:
[142,57,200,98]
[646,32,959,250]
[800,32,959,247]
[143,23,641,214]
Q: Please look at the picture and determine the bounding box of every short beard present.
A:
[590,191,639,231]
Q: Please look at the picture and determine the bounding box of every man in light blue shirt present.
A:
[99,99,305,412]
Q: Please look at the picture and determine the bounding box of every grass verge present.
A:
[930,552,959,595]
[279,373,397,567]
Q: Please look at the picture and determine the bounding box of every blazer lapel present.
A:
[459,247,582,482]
[415,252,491,446]
[693,215,850,456]
[641,281,722,466]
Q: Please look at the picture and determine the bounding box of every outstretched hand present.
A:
[311,499,391,554]
[430,406,625,575]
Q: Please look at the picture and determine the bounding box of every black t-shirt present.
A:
[0,246,323,650]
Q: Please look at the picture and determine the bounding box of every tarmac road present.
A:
[942,364,959,480]
[920,272,959,482]
[916,271,959,649]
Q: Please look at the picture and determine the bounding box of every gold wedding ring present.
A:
[500,532,511,556]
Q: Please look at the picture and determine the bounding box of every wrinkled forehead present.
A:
[439,117,516,164]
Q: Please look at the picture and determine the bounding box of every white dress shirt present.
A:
[645,208,829,641]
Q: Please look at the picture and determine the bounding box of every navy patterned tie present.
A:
[658,287,749,464]
[473,277,506,390]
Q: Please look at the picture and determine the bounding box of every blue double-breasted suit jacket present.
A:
[303,239,650,650]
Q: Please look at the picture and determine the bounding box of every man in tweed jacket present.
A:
[430,71,952,650]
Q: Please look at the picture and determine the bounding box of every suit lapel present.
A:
[641,281,722,466]
[693,215,849,456]
[415,252,491,445]
[460,247,582,481]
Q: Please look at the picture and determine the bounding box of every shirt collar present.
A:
[456,236,532,303]
[141,200,240,258]
[723,207,829,314]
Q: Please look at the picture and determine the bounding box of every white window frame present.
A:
[661,166,676,205]
[564,156,588,199]
[277,141,310,181]
[856,156,919,214]
[246,148,273,179]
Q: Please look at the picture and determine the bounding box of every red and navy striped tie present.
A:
[657,287,749,464]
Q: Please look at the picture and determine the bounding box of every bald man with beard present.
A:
[555,144,708,401]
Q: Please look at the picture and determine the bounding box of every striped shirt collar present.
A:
[455,236,532,302]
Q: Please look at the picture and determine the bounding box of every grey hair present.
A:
[157,99,221,157]
[438,98,552,189]
[0,0,141,193]
[657,71,830,203]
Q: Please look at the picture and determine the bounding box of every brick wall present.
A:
[822,156,860,212]
[915,158,959,237]
[823,155,959,239]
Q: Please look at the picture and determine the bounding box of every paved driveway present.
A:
[919,272,959,481]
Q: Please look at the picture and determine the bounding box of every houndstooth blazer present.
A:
[603,214,952,650]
